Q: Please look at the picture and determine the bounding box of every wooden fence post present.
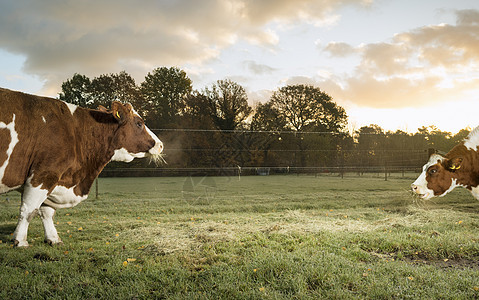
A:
[95,178,99,199]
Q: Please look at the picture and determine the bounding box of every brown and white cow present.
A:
[412,126,479,200]
[0,88,163,247]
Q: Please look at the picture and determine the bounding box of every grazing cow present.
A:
[411,126,479,200]
[0,88,163,247]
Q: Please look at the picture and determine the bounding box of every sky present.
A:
[1,0,479,134]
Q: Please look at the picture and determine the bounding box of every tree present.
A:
[183,91,215,129]
[250,101,286,132]
[140,67,192,129]
[269,84,347,132]
[356,124,385,151]
[416,125,454,151]
[59,72,141,110]
[203,79,252,131]
[59,73,92,107]
[90,71,141,109]
[355,125,386,170]
[267,84,347,167]
[249,102,287,166]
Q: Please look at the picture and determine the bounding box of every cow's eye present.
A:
[136,121,143,129]
[429,169,437,175]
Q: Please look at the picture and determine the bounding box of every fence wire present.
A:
[101,129,432,177]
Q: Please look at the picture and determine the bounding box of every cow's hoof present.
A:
[44,239,63,246]
[13,240,29,247]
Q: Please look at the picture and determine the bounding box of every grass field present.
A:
[0,174,478,299]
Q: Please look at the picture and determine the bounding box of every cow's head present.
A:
[104,101,164,163]
[411,154,463,199]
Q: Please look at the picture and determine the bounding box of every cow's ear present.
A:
[446,157,463,171]
[98,105,109,112]
[124,103,133,114]
[111,101,128,124]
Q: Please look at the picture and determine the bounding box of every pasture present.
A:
[0,174,478,299]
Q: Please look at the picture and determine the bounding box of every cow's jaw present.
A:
[111,148,138,162]
[111,127,163,163]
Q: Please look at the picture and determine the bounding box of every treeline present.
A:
[59,67,469,175]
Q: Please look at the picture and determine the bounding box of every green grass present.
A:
[0,174,478,299]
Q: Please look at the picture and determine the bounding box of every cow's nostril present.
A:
[411,184,417,191]
[158,141,164,153]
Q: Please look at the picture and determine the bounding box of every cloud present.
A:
[324,42,357,57]
[240,0,371,26]
[318,9,479,108]
[244,60,276,75]
[395,11,479,69]
[283,76,318,87]
[0,0,370,94]
[247,89,273,105]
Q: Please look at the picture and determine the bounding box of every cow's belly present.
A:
[43,185,88,209]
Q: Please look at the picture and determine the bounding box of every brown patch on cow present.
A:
[0,91,14,124]
[443,144,479,189]
[425,163,454,196]
[0,128,10,168]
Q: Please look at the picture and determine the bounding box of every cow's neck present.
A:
[84,110,121,170]
[447,144,479,189]
[67,109,121,195]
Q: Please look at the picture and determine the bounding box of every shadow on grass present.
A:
[0,224,16,242]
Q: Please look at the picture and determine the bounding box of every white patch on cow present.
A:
[146,126,164,155]
[13,177,49,247]
[0,114,19,193]
[464,126,479,150]
[42,116,46,123]
[38,206,62,244]
[110,126,163,163]
[64,102,78,115]
[43,185,88,209]
[111,147,145,162]
[131,106,140,117]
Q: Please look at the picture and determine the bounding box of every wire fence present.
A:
[100,129,432,179]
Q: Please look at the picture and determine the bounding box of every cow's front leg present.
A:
[39,205,63,245]
[12,184,48,247]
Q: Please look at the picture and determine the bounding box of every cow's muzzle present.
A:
[411,183,431,199]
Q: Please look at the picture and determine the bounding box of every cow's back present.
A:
[0,88,77,192]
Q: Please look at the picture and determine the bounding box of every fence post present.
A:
[95,178,99,199]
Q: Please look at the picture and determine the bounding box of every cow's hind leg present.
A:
[12,183,48,247]
[38,205,63,245]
